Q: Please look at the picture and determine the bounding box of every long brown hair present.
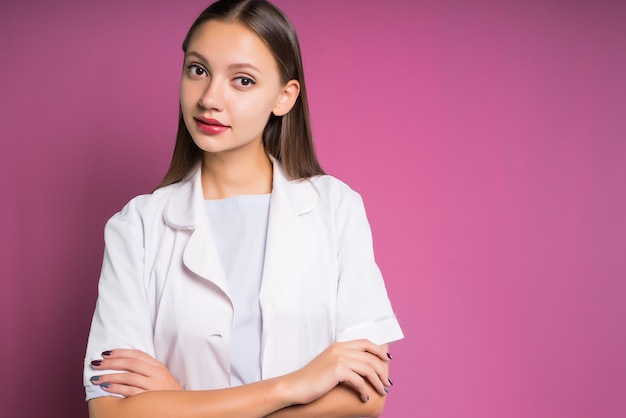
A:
[156,0,324,189]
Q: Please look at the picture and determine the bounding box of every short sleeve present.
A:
[83,211,156,400]
[334,189,404,345]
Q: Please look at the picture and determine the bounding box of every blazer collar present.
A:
[163,156,320,229]
[160,157,320,305]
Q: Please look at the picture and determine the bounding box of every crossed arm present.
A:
[87,340,393,418]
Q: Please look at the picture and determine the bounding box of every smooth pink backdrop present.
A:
[1,0,624,417]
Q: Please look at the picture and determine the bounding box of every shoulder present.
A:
[309,174,365,209]
[107,183,178,228]
[306,175,376,247]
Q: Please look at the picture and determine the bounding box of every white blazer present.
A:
[84,159,403,397]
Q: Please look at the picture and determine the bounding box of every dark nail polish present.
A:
[388,377,394,386]
[387,352,394,360]
[384,387,389,394]
[101,382,111,389]
[102,350,113,356]
[91,360,102,367]
[90,375,101,382]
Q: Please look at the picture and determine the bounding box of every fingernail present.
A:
[91,360,102,366]
[102,350,113,356]
[388,377,394,386]
[101,382,111,389]
[90,375,101,382]
[387,352,394,360]
[384,387,389,394]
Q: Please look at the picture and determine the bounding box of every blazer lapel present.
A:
[162,159,320,316]
[163,164,230,298]
[259,160,320,324]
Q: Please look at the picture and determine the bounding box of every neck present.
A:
[201,142,273,199]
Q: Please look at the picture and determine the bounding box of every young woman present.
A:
[83,1,403,417]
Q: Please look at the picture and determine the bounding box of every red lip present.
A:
[194,117,230,135]
[196,117,227,126]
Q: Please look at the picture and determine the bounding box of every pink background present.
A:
[1,0,625,416]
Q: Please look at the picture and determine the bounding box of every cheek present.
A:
[180,81,198,111]
[239,92,278,121]
[228,96,261,124]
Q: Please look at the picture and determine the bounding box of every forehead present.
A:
[186,20,277,71]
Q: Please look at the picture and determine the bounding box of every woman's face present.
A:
[180,20,290,156]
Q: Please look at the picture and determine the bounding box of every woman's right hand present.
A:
[89,349,184,396]
[283,339,391,405]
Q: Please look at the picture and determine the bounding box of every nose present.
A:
[198,79,225,111]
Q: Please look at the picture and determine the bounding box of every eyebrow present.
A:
[185,51,208,64]
[185,51,261,73]
[228,63,261,73]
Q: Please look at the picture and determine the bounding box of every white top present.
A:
[84,159,404,400]
[205,194,271,386]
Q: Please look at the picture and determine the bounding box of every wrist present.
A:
[269,372,304,407]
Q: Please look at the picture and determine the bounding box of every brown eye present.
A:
[188,64,207,77]
[234,76,256,87]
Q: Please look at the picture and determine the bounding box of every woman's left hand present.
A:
[89,349,183,397]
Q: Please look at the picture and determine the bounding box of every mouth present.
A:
[195,117,227,126]
[194,117,230,135]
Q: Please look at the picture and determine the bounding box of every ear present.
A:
[272,80,300,117]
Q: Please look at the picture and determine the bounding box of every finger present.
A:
[334,366,370,402]
[90,372,152,391]
[340,340,390,363]
[99,381,145,397]
[102,349,158,364]
[97,350,169,379]
[338,355,388,396]
[361,341,391,363]
[323,342,390,392]
[361,363,387,396]
[361,351,390,391]
[91,358,154,377]
[329,347,388,387]
[326,341,386,364]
